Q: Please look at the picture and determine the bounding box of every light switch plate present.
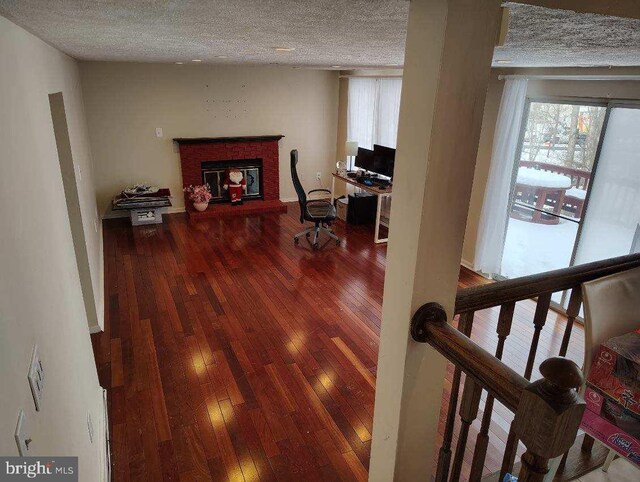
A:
[15,410,30,456]
[155,127,163,138]
[28,345,44,411]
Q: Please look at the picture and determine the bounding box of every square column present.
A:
[369,1,503,480]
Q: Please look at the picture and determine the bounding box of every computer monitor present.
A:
[354,147,375,171]
[372,144,396,178]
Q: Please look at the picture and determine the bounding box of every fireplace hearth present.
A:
[174,135,287,219]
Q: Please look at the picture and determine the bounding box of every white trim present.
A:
[460,258,474,271]
[460,259,493,281]
[499,74,640,81]
[340,74,403,79]
[280,193,328,203]
[89,324,103,334]
[101,388,110,482]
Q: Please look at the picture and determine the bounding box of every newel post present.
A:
[513,357,585,482]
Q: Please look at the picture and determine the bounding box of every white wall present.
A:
[0,15,105,480]
[79,62,340,214]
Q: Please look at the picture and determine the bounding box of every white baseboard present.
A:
[101,387,110,482]
[280,194,328,203]
[460,258,475,271]
[89,324,103,334]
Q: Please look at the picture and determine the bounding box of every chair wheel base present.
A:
[293,225,341,251]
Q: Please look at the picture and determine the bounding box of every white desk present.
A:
[330,172,392,244]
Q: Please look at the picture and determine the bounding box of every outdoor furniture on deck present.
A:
[512,167,572,225]
[519,161,591,220]
[564,187,588,219]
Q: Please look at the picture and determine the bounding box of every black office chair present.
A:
[290,149,341,250]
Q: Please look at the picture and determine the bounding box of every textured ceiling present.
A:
[499,3,640,67]
[1,1,639,68]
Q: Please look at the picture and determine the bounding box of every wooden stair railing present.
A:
[412,304,585,482]
[411,253,640,481]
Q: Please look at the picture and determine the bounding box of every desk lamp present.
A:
[345,141,358,172]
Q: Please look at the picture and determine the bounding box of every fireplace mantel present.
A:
[173,135,284,145]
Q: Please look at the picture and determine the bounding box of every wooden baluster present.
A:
[469,302,515,481]
[501,292,552,480]
[435,311,475,482]
[515,358,585,482]
[524,292,552,378]
[450,375,483,482]
[559,287,582,357]
[500,429,520,481]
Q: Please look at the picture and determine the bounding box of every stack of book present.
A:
[112,188,172,210]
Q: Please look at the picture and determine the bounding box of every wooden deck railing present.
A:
[519,161,591,190]
[411,253,640,481]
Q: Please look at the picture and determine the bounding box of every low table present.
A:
[112,188,172,225]
[512,167,572,225]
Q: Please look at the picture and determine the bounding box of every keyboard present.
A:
[356,177,391,188]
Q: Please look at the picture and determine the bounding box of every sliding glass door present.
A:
[499,100,606,280]
[496,99,640,311]
[574,105,640,264]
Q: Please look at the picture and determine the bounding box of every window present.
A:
[347,78,402,149]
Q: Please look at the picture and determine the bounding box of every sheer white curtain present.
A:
[347,78,402,149]
[474,79,528,275]
[376,79,402,148]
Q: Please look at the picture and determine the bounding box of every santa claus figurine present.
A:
[223,168,246,205]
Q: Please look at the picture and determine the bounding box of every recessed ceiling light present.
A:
[192,59,202,62]
[331,65,341,69]
[175,61,184,65]
[495,59,513,64]
[274,47,295,52]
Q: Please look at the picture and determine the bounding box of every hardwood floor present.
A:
[92,203,585,481]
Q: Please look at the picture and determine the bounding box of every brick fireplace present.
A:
[175,135,288,219]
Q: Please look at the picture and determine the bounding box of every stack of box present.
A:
[581,330,640,466]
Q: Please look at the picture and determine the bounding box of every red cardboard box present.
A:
[582,387,640,466]
[581,330,640,467]
[586,330,640,416]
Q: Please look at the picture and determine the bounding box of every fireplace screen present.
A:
[201,159,263,203]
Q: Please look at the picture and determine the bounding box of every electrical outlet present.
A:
[15,410,32,456]
[75,163,82,181]
[94,219,98,233]
[316,172,322,180]
[28,345,44,411]
[87,412,94,443]
[155,127,163,138]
